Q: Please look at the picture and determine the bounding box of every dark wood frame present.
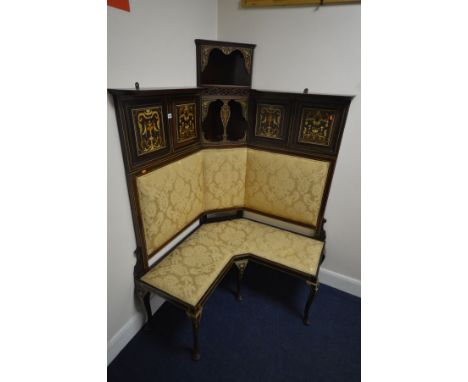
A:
[249,90,352,157]
[195,39,256,88]
[108,38,353,361]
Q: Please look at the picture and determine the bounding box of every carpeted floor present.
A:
[108,262,360,382]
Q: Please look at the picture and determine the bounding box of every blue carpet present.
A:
[108,262,360,382]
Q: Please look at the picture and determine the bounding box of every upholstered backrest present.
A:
[203,148,247,211]
[245,149,330,227]
[136,148,330,256]
[136,152,205,255]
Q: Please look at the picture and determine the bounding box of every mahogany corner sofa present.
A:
[109,39,353,360]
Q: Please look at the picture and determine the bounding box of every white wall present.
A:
[107,0,218,359]
[217,1,361,281]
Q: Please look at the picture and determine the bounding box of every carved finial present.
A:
[303,88,309,94]
[135,82,140,90]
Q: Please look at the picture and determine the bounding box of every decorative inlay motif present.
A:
[298,108,336,146]
[201,98,248,122]
[175,103,197,143]
[201,100,212,122]
[220,100,231,139]
[131,106,166,156]
[201,45,252,74]
[255,104,285,139]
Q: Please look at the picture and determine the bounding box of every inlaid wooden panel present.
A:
[297,108,336,147]
[248,91,293,148]
[289,94,352,156]
[255,104,286,140]
[172,102,198,149]
[131,106,167,156]
[121,96,172,171]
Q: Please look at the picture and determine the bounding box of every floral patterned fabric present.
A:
[245,149,329,227]
[140,219,324,306]
[136,152,205,255]
[136,148,330,255]
[203,148,247,211]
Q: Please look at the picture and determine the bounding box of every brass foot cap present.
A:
[303,319,310,326]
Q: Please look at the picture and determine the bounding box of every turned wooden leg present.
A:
[136,288,153,330]
[303,281,319,326]
[186,307,203,361]
[234,259,249,301]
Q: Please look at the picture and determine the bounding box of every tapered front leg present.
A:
[186,307,203,361]
[303,281,319,326]
[234,259,249,301]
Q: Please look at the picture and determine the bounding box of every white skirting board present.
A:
[107,296,164,365]
[319,267,361,297]
[107,268,360,365]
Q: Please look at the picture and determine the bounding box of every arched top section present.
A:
[201,46,252,74]
[196,39,256,87]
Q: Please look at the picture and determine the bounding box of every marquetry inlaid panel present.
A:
[255,104,285,139]
[131,106,167,156]
[298,108,336,146]
[175,103,197,143]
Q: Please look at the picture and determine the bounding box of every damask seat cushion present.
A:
[140,218,324,306]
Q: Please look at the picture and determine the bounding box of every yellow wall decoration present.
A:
[241,0,360,7]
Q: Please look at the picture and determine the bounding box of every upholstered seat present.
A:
[140,218,324,306]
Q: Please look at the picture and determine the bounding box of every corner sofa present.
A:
[134,147,329,360]
[109,38,352,361]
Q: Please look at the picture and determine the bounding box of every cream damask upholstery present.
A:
[202,148,247,211]
[245,149,329,227]
[140,219,324,306]
[136,148,330,255]
[136,152,205,254]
